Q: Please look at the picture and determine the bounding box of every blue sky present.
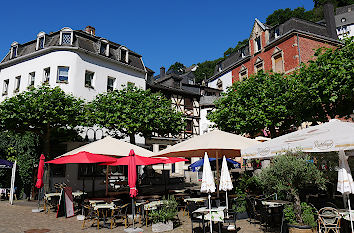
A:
[0,0,314,73]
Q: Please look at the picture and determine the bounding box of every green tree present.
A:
[194,58,224,84]
[257,151,326,224]
[0,85,85,158]
[266,7,320,26]
[87,85,185,144]
[224,39,248,57]
[168,62,186,74]
[208,71,308,138]
[296,37,354,122]
[0,131,40,198]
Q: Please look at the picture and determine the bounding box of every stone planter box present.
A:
[288,224,317,233]
[152,221,173,232]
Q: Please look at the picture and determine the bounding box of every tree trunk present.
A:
[292,189,303,224]
[269,125,277,138]
[129,133,136,145]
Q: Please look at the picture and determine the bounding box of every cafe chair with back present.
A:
[318,207,341,233]
[187,201,206,233]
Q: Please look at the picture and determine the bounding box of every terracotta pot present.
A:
[288,224,317,233]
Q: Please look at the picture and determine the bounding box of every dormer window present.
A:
[255,36,261,53]
[240,47,246,58]
[100,40,109,56]
[59,27,73,45]
[217,79,223,90]
[36,32,46,50]
[120,47,128,63]
[218,64,222,72]
[274,27,280,38]
[10,42,18,59]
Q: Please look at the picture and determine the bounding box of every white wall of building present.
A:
[208,71,232,92]
[200,107,215,135]
[337,24,354,39]
[0,50,146,102]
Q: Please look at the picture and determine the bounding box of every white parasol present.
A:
[337,150,354,232]
[219,156,233,216]
[200,152,215,233]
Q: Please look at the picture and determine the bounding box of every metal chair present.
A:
[187,201,206,233]
[82,204,99,229]
[110,203,129,229]
[318,207,341,233]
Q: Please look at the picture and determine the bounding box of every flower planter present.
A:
[288,224,317,233]
[152,221,173,232]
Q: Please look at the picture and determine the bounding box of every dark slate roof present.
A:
[1,29,145,72]
[147,82,200,96]
[335,5,354,27]
[207,17,340,83]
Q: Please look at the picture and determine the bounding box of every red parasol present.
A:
[101,154,163,166]
[35,154,45,189]
[128,150,138,198]
[45,151,116,164]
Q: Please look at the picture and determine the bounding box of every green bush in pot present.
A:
[284,202,317,228]
[149,196,178,224]
[256,151,326,226]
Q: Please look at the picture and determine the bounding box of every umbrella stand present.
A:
[348,194,353,233]
[208,194,212,233]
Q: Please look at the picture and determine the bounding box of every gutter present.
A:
[0,46,146,74]
[297,33,301,64]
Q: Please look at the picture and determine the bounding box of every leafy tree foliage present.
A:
[313,0,354,7]
[87,85,185,144]
[266,7,322,26]
[0,131,40,198]
[224,39,249,57]
[257,151,326,224]
[194,58,224,84]
[208,71,305,138]
[168,62,186,74]
[0,85,85,158]
[296,37,354,122]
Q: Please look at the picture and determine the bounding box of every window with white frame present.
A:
[36,32,46,50]
[241,47,246,58]
[43,67,50,83]
[85,71,94,88]
[254,60,264,73]
[274,27,280,38]
[107,76,115,92]
[14,76,21,92]
[217,79,223,90]
[3,79,9,95]
[120,47,128,63]
[272,53,284,73]
[100,40,109,56]
[11,42,18,59]
[59,28,73,45]
[57,66,69,83]
[254,36,262,53]
[239,67,248,81]
[28,72,35,87]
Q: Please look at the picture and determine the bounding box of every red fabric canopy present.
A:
[128,150,138,198]
[45,151,116,164]
[35,154,45,189]
[159,157,189,164]
[101,154,163,166]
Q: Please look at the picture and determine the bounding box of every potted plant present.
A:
[284,202,318,233]
[256,151,326,232]
[149,196,178,232]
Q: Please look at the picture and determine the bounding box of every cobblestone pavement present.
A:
[0,200,264,233]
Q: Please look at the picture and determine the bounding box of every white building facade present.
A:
[335,4,354,39]
[0,26,147,102]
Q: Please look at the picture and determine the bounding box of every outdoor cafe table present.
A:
[184,197,207,203]
[93,203,115,229]
[138,200,164,226]
[194,206,227,233]
[262,200,291,208]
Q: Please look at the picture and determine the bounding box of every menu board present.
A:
[64,187,74,218]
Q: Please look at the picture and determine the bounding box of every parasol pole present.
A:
[208,193,212,233]
[105,165,109,196]
[226,190,229,218]
[132,197,135,229]
[216,151,219,197]
[348,194,353,233]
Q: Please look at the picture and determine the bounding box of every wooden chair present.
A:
[187,201,206,233]
[82,204,99,229]
[318,207,341,233]
[110,203,129,229]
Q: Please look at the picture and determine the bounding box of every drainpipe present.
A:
[296,33,301,64]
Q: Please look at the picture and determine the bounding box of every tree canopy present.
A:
[0,85,85,156]
[87,85,185,144]
[296,37,354,122]
[168,62,186,74]
[208,71,305,138]
[266,7,321,26]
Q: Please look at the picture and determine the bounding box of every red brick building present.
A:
[208,13,341,90]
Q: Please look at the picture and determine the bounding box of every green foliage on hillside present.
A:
[168,62,186,74]
[266,7,323,26]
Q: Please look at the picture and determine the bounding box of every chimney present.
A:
[323,3,338,39]
[85,26,96,36]
[160,66,165,79]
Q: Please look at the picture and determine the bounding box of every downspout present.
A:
[296,33,301,65]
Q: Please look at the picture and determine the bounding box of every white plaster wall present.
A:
[337,24,354,39]
[0,50,146,102]
[200,108,214,135]
[208,71,232,92]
